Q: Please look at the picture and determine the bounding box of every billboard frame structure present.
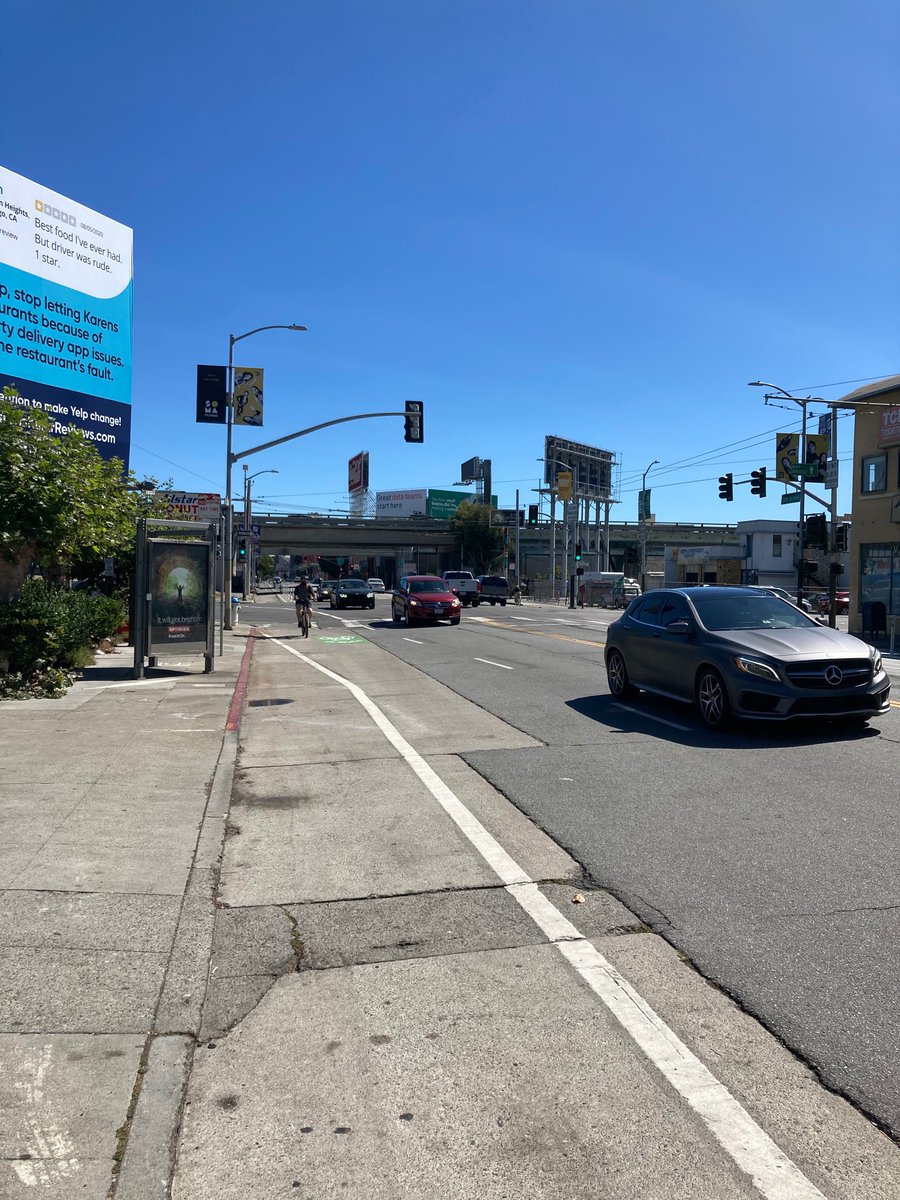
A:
[543,435,618,604]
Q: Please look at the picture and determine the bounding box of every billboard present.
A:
[375,489,428,517]
[544,435,614,498]
[348,450,369,493]
[0,166,133,466]
[157,492,222,522]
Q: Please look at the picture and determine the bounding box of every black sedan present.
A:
[330,579,376,609]
[604,586,890,730]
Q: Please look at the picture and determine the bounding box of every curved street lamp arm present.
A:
[231,324,307,346]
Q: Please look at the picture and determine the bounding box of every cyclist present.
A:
[511,582,523,605]
[293,577,313,633]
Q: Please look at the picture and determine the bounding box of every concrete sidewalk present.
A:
[1,631,249,1196]
[2,618,900,1198]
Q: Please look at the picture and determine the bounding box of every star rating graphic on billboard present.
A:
[0,166,133,467]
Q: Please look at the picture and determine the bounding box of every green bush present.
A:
[0,580,126,684]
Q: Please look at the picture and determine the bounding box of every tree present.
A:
[0,398,162,601]
[257,554,276,580]
[449,501,504,574]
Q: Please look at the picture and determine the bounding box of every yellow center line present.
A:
[473,615,606,649]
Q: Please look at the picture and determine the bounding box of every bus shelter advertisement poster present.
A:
[0,166,133,467]
[149,541,210,651]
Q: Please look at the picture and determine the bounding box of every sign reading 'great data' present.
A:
[0,166,133,467]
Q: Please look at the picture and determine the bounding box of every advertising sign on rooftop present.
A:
[0,166,134,467]
[544,435,614,498]
[375,489,428,518]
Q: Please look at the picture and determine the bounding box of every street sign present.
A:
[792,462,820,479]
[825,459,839,489]
[780,491,802,505]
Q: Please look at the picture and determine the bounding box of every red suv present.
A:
[392,576,462,626]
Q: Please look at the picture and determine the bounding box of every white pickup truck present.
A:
[442,570,481,607]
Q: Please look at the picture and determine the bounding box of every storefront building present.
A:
[846,375,900,635]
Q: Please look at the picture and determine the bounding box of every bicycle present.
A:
[297,602,311,638]
[512,587,523,606]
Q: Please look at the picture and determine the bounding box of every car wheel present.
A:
[450,616,460,626]
[369,600,375,609]
[471,599,479,607]
[606,649,636,700]
[490,599,496,606]
[499,599,506,607]
[404,609,412,627]
[392,605,402,624]
[696,668,730,730]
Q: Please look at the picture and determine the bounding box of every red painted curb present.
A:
[226,632,256,732]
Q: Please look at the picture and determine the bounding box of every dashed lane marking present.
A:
[474,657,514,670]
[470,615,605,648]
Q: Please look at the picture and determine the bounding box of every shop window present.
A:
[772,534,782,558]
[861,454,886,494]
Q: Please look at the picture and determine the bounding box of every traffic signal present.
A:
[750,467,767,498]
[404,400,424,443]
[575,543,582,561]
[805,513,827,549]
[718,472,734,501]
[835,524,848,552]
[528,503,538,525]
[237,538,247,560]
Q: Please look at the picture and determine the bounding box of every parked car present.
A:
[442,570,481,607]
[392,576,462,626]
[746,585,812,612]
[817,590,850,615]
[368,578,386,593]
[604,586,889,730]
[476,575,510,606]
[331,579,376,609]
[317,580,339,602]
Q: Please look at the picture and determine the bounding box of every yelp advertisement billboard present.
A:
[0,166,133,466]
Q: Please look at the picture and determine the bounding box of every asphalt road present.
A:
[252,590,900,1141]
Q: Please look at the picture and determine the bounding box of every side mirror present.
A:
[665,619,691,636]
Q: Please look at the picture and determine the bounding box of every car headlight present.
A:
[409,599,421,607]
[339,593,348,598]
[873,651,883,674]
[366,592,374,598]
[734,656,780,682]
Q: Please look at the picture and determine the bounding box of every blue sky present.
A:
[6,0,898,525]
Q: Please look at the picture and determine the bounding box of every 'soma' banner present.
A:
[0,165,133,467]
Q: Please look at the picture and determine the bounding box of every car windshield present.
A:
[409,580,450,594]
[339,580,368,590]
[690,592,814,631]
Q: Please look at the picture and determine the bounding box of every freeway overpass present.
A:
[246,513,739,587]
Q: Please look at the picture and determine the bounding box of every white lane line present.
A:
[402,637,424,644]
[611,703,691,732]
[264,632,825,1200]
[473,657,514,670]
[508,615,536,622]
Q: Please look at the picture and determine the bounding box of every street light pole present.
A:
[640,459,659,592]
[241,466,279,600]
[748,381,825,607]
[224,324,306,629]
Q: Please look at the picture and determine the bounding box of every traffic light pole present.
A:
[514,488,520,586]
[796,399,808,607]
